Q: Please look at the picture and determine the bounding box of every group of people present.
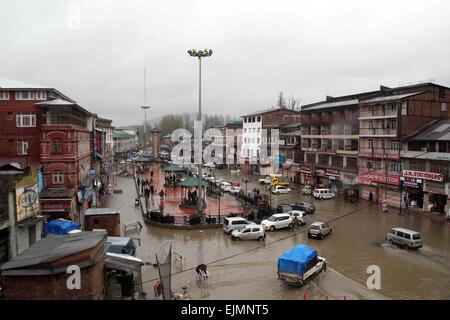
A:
[165,174,180,187]
[183,188,199,206]
[136,171,166,210]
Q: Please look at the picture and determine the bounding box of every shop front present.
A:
[315,168,330,188]
[299,165,315,185]
[39,188,77,221]
[400,177,424,210]
[326,169,341,193]
[359,172,401,207]
[341,172,359,198]
[402,170,447,214]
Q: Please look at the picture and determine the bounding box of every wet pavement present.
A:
[103,168,450,300]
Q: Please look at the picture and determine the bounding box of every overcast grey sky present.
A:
[1,0,450,126]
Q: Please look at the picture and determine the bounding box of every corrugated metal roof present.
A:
[241,107,300,117]
[0,232,107,273]
[410,119,450,141]
[35,98,76,105]
[0,78,50,89]
[85,208,120,216]
[360,92,423,104]
[302,99,359,111]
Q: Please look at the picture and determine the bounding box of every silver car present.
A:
[386,227,423,249]
[231,224,266,241]
[308,222,332,239]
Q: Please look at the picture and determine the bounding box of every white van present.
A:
[313,188,335,200]
[386,227,423,249]
[223,217,250,234]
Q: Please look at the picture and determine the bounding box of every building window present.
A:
[17,140,28,155]
[368,139,373,149]
[52,172,64,184]
[51,139,63,154]
[257,116,261,122]
[16,112,36,127]
[244,128,247,134]
[35,91,47,100]
[15,91,35,100]
[390,140,399,150]
[0,92,10,100]
[257,138,260,144]
[391,120,397,130]
[390,161,401,172]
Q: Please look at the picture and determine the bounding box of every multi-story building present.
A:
[400,119,450,215]
[358,83,450,208]
[37,99,95,223]
[301,93,373,193]
[240,107,301,175]
[0,79,74,167]
[94,117,114,199]
[209,120,243,168]
[113,129,137,156]
[278,123,302,182]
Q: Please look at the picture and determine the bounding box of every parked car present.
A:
[308,222,332,239]
[386,227,423,249]
[291,201,316,214]
[223,217,251,234]
[302,185,313,195]
[203,162,215,169]
[271,186,292,194]
[276,204,293,213]
[221,182,233,192]
[286,210,306,225]
[229,186,241,195]
[231,224,266,241]
[214,179,226,187]
[313,188,335,200]
[258,176,272,184]
[261,213,294,231]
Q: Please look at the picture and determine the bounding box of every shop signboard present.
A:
[358,172,400,186]
[403,170,443,182]
[400,177,423,189]
[325,168,340,178]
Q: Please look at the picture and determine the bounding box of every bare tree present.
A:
[287,95,301,111]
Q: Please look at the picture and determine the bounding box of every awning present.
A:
[105,252,142,273]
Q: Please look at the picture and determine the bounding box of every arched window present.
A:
[51,139,63,154]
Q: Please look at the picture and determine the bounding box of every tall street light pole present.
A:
[141,106,150,153]
[188,48,213,217]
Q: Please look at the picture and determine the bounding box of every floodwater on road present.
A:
[103,169,450,300]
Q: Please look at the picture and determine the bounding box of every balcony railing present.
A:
[360,109,397,118]
[359,148,400,159]
[360,128,397,136]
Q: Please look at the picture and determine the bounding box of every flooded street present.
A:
[103,170,450,300]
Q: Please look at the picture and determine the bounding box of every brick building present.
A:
[0,231,107,300]
[400,119,450,215]
[94,117,114,202]
[37,99,95,222]
[358,83,450,207]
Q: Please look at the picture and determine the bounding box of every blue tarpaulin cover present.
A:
[45,219,80,235]
[277,244,318,275]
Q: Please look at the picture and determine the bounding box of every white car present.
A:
[261,213,294,231]
[286,210,306,225]
[221,182,232,192]
[271,186,292,194]
[203,162,215,169]
[229,186,241,195]
[214,179,226,187]
[313,189,335,200]
[259,176,272,184]
[231,225,266,241]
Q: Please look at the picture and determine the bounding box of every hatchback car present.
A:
[386,227,423,249]
[286,210,306,225]
[261,213,294,231]
[229,186,241,195]
[271,186,292,194]
[291,201,316,214]
[223,217,251,234]
[302,185,313,195]
[231,225,266,241]
[220,182,232,192]
[276,204,293,213]
[308,222,332,239]
[259,176,272,184]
